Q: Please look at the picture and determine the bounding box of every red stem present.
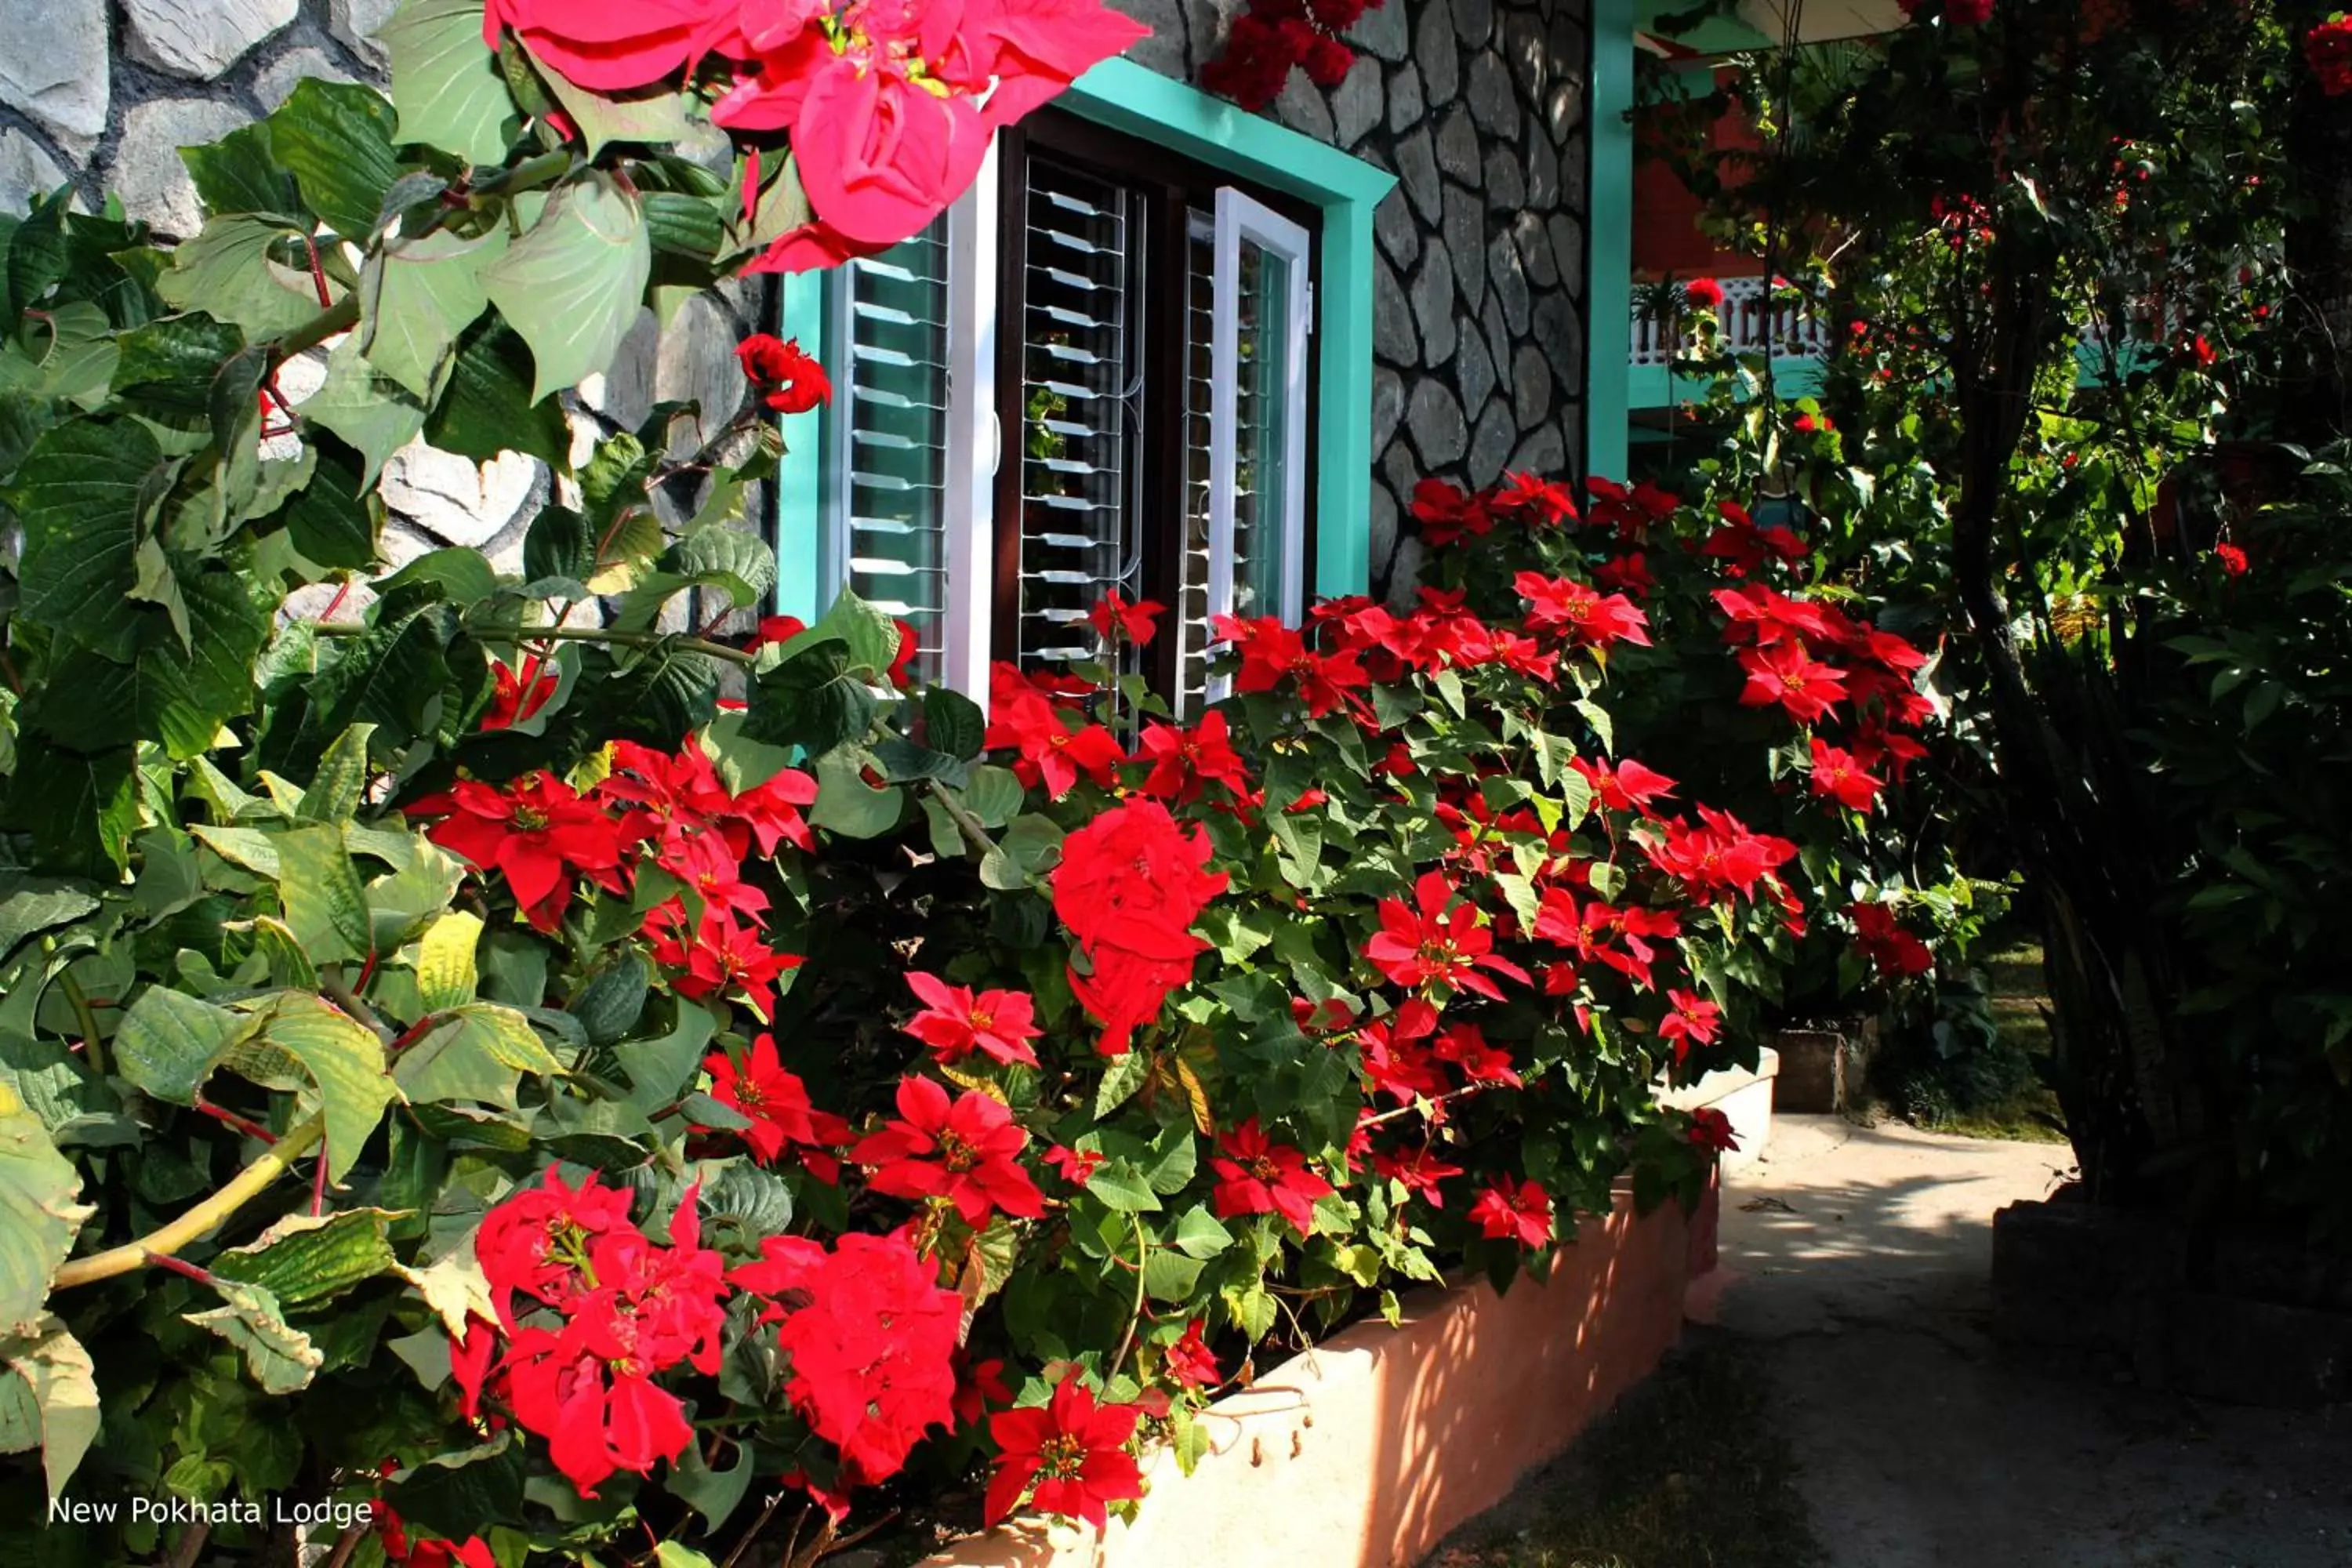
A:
[197,1098,279,1145]
[147,1251,216,1287]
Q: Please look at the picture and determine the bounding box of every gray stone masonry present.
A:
[1110,0,1593,596]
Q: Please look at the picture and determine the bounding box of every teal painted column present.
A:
[1587,0,1636,485]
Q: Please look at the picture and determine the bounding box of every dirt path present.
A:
[1702,1115,2352,1568]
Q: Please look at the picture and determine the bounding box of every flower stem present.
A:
[56,967,106,1076]
[1106,1215,1149,1378]
[52,1117,327,1290]
[927,780,997,858]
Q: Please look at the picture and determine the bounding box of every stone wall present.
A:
[1112,0,1594,594]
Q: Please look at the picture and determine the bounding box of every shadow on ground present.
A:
[1431,1115,2352,1568]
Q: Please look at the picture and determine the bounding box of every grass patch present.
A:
[1426,1332,1823,1568]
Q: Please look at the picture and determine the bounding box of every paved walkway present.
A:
[1701,1115,2352,1568]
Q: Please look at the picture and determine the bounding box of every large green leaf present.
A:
[360,227,504,399]
[185,1280,322,1395]
[247,993,397,1181]
[113,985,247,1104]
[538,73,697,158]
[298,723,380,823]
[0,1316,100,1500]
[180,122,301,218]
[414,911,483,1012]
[270,79,404,242]
[276,822,375,964]
[31,572,273,759]
[0,1094,93,1329]
[5,749,139,878]
[425,318,570,469]
[383,0,518,166]
[481,173,652,402]
[0,877,100,971]
[6,418,164,659]
[394,1004,561,1108]
[210,1207,404,1306]
[280,437,380,569]
[615,1000,717,1114]
[745,639,877,757]
[304,335,427,483]
[111,313,247,426]
[155,216,328,338]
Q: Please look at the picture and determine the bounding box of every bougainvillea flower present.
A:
[735,332,831,414]
[1363,870,1531,1001]
[1657,989,1722,1064]
[700,1033,852,1178]
[482,655,557,731]
[1210,1118,1335,1236]
[1468,1175,1554,1249]
[1134,710,1252,804]
[411,773,629,931]
[1513,572,1652,648]
[985,662,1126,800]
[1737,641,1849,724]
[853,1076,1047,1227]
[986,1374,1146,1529]
[473,1167,635,1327]
[1087,589,1163,648]
[1163,1319,1221,1391]
[1808,739,1885,813]
[1053,800,1229,1054]
[483,0,750,93]
[902,971,1043,1068]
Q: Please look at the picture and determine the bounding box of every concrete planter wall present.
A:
[927,1182,1709,1568]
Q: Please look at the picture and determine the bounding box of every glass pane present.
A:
[1234,241,1291,625]
[840,222,950,684]
[1012,158,1140,676]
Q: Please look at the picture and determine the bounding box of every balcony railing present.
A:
[1631,275,1830,366]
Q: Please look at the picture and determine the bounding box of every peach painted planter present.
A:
[923,1182,1709,1568]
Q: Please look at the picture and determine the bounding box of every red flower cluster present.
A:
[902,971,1044,1067]
[1134,710,1253,805]
[1468,1174,1554,1249]
[1201,0,1373,111]
[852,1076,1047,1227]
[1683,276,1726,310]
[736,332,830,415]
[1643,806,1798,909]
[2311,16,2352,96]
[1210,1118,1335,1236]
[1514,571,1653,649]
[1851,902,1935,978]
[1088,590,1163,649]
[701,1033,852,1178]
[2215,542,2250,577]
[1214,614,1373,717]
[1701,500,1810,579]
[733,1228,964,1491]
[985,662,1126,800]
[1686,1107,1740,1152]
[1052,800,1229,1054]
[986,1374,1147,1530]
[466,1172,729,1497]
[488,1,1147,272]
[1714,583,1933,782]
[412,774,629,931]
[1357,998,1522,1112]
[1364,869,1531,1002]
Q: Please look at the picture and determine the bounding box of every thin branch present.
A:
[313,621,760,670]
[53,1117,327,1290]
[57,967,107,1076]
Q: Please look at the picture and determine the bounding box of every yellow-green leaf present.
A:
[0,1316,100,1499]
[0,1092,93,1327]
[415,911,483,1012]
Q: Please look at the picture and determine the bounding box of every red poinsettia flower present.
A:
[1570,755,1678,817]
[1087,590,1164,648]
[1363,870,1531,1002]
[448,1313,496,1421]
[901,971,1044,1068]
[1808,739,1885,813]
[1851,902,1936,979]
[735,332,832,414]
[1683,276,1726,310]
[746,614,808,652]
[1468,1174,1554,1249]
[2310,16,2352,95]
[411,774,629,931]
[1044,1143,1105,1185]
[1408,477,1494,548]
[955,1351,1017,1428]
[2215,542,2250,576]
[1657,989,1722,1064]
[1490,470,1579,527]
[652,907,802,1019]
[735,1229,964,1487]
[481,0,746,93]
[1737,641,1849,725]
[1594,552,1656,598]
[853,1076,1047,1228]
[482,655,557,731]
[379,1506,495,1568]
[1513,572,1653,649]
[1686,1107,1740,1152]
[986,1374,1146,1530]
[1053,800,1229,1054]
[700,1033,853,1179]
[474,1167,635,1328]
[1163,1319,1221,1391]
[1372,1143,1464,1204]
[1210,1118,1334,1236]
[1134,710,1252,804]
[985,662,1126,800]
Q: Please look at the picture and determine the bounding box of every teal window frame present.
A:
[773,56,1397,625]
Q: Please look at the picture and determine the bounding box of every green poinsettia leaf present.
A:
[0,1316,100,1500]
[185,1280,323,1396]
[268,78,404,243]
[209,1207,405,1307]
[383,0,519,167]
[481,173,653,403]
[360,226,505,400]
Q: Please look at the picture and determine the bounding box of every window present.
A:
[811,112,1320,714]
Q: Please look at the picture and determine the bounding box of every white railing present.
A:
[1630,275,1831,367]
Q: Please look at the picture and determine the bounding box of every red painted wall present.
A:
[1633,67,1760,281]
